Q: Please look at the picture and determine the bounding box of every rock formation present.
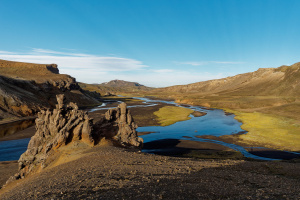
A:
[5,95,142,185]
[93,102,143,148]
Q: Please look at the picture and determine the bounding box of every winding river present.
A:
[0,97,297,161]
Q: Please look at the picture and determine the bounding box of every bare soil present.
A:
[0,161,18,188]
[1,144,300,200]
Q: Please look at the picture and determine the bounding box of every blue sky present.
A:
[0,0,300,87]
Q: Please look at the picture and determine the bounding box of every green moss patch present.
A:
[154,106,194,126]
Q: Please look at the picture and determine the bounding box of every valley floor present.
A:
[1,96,300,199]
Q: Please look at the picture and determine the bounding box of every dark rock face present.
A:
[46,64,59,74]
[5,95,142,185]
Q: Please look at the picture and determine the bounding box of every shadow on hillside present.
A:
[142,139,244,159]
[143,139,300,160]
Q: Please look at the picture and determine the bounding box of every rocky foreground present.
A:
[1,145,300,199]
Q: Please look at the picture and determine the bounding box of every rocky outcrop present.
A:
[5,95,142,185]
[6,95,94,182]
[43,76,80,91]
[93,102,143,148]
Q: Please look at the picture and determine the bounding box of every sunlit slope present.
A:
[155,62,300,97]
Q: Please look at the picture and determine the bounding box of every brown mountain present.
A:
[80,79,153,96]
[101,79,146,88]
[0,59,101,121]
[156,62,300,97]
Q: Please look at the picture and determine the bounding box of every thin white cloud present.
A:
[0,48,234,87]
[31,48,91,57]
[175,61,245,66]
[153,69,174,73]
[0,50,16,54]
[0,49,148,73]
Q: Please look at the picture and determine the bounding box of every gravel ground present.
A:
[1,144,299,200]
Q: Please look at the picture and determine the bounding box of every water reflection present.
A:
[0,119,35,139]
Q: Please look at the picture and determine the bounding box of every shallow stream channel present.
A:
[1,97,299,161]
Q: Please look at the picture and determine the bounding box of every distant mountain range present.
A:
[100,80,145,88]
[79,80,153,96]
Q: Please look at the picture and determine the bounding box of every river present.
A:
[0,97,297,161]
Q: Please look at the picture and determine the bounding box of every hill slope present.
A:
[0,60,100,121]
[156,62,300,97]
[149,62,300,112]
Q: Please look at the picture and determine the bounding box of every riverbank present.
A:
[0,126,35,142]
[0,116,36,126]
[1,144,300,199]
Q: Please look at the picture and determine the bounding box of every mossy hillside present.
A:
[224,109,300,151]
[154,106,194,126]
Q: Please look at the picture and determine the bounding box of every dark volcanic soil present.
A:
[1,144,300,200]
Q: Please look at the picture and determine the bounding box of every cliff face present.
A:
[0,60,101,120]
